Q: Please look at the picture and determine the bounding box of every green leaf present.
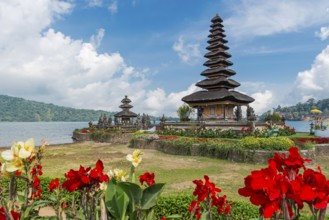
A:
[105,178,130,220]
[200,211,209,220]
[118,182,142,205]
[141,183,165,210]
[145,208,155,220]
[105,178,118,204]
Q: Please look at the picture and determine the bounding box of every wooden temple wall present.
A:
[203,104,234,119]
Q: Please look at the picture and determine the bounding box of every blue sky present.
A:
[1,0,329,116]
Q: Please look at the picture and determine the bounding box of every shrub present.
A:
[154,194,259,219]
[237,137,295,151]
[157,139,192,155]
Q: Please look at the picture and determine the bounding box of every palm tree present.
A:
[177,104,194,122]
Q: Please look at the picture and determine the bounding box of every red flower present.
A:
[139,172,155,186]
[62,160,109,192]
[0,207,20,220]
[193,175,221,202]
[300,168,329,209]
[191,175,230,217]
[188,200,201,219]
[49,178,60,192]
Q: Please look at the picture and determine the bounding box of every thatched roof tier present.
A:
[206,43,229,51]
[114,110,137,117]
[209,27,224,33]
[208,32,226,38]
[211,14,223,22]
[121,96,131,103]
[182,89,254,105]
[119,103,133,109]
[210,22,223,28]
[203,59,233,68]
[201,67,236,77]
[204,50,231,59]
[196,77,240,89]
[207,38,227,44]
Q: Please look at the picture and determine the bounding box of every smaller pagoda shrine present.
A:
[114,95,137,126]
[182,14,254,121]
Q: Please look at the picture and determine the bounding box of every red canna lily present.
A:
[62,160,109,192]
[139,172,155,186]
[49,178,60,192]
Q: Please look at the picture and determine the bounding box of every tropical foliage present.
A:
[176,104,194,122]
[0,94,114,122]
[260,98,329,121]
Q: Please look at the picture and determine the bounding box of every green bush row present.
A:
[157,139,193,155]
[90,131,114,141]
[155,194,260,219]
[236,136,295,151]
[155,136,295,158]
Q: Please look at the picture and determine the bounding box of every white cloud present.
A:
[316,27,329,41]
[249,90,274,115]
[291,45,329,102]
[87,0,103,7]
[226,0,329,39]
[90,29,105,48]
[172,36,202,64]
[144,84,199,117]
[108,0,118,14]
[0,0,204,118]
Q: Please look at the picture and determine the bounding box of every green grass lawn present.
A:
[31,141,329,202]
[2,140,329,203]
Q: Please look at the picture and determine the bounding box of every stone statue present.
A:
[197,106,204,122]
[108,116,112,126]
[136,114,142,129]
[247,105,256,121]
[235,106,242,121]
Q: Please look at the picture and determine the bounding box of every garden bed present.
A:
[72,130,134,143]
[129,139,318,163]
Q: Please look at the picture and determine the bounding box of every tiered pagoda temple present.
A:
[182,14,254,121]
[114,95,137,125]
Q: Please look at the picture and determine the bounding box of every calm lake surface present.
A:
[0,122,88,147]
[285,121,311,133]
[0,121,314,147]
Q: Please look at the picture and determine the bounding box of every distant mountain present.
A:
[0,94,114,122]
[259,98,329,121]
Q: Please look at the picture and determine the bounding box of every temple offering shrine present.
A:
[182,14,254,121]
[114,95,137,125]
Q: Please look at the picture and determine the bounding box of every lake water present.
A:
[285,121,311,133]
[0,122,88,147]
[0,120,325,147]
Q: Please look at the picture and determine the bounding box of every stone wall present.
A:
[315,144,329,156]
[130,139,319,163]
[73,131,134,144]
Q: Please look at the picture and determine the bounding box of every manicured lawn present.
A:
[28,141,329,201]
[2,141,328,202]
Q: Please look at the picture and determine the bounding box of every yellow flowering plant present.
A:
[0,138,47,219]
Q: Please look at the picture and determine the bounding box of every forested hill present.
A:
[0,95,114,122]
[260,98,329,121]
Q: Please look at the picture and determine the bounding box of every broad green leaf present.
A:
[105,178,118,204]
[118,181,142,208]
[114,187,129,220]
[145,208,155,220]
[105,179,130,220]
[141,183,165,210]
